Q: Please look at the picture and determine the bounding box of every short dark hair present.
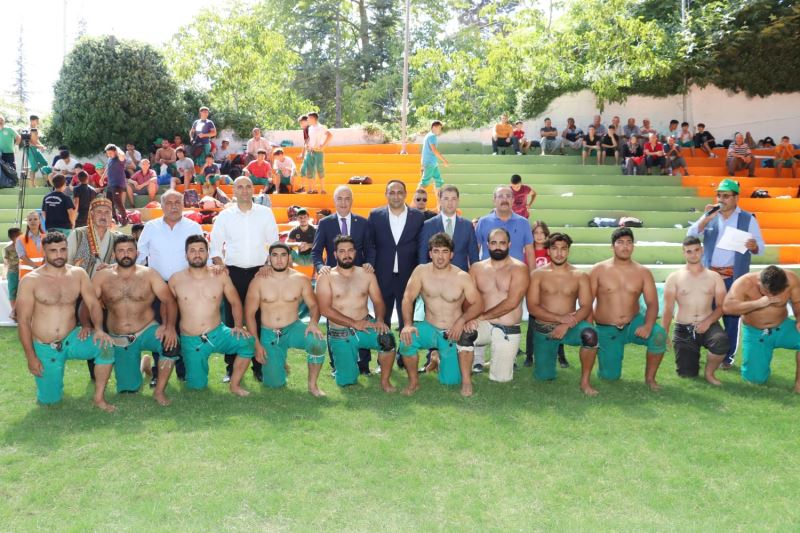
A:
[257,149,267,155]
[510,174,522,185]
[113,234,138,250]
[59,149,70,159]
[544,117,551,122]
[205,153,214,159]
[782,136,789,141]
[760,266,789,295]
[547,232,573,248]
[438,184,459,198]
[386,179,406,192]
[30,115,39,121]
[488,227,510,242]
[269,242,291,255]
[298,115,308,122]
[176,148,185,155]
[532,220,550,238]
[7,227,21,240]
[185,234,208,252]
[697,123,706,128]
[308,112,319,119]
[42,231,67,247]
[670,119,679,125]
[428,232,454,252]
[611,227,634,244]
[431,120,443,128]
[682,236,701,247]
[131,223,145,234]
[681,122,689,127]
[334,234,355,250]
[52,174,66,188]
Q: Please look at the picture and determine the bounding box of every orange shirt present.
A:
[775,144,795,160]
[495,123,513,138]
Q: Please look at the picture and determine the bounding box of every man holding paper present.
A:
[687,179,765,369]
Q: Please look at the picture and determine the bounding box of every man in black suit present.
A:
[312,185,375,374]
[418,185,479,272]
[367,180,425,368]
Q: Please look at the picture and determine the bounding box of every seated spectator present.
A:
[127,159,158,205]
[639,118,657,138]
[214,139,235,164]
[679,122,695,157]
[512,121,531,154]
[644,133,667,175]
[272,148,297,193]
[172,135,185,151]
[244,149,273,188]
[153,138,177,178]
[664,119,680,143]
[623,117,640,140]
[492,113,521,155]
[760,136,776,149]
[51,145,68,167]
[727,133,755,177]
[510,174,535,219]
[774,136,796,178]
[201,181,230,205]
[246,128,272,162]
[52,149,80,185]
[198,153,220,184]
[413,188,438,220]
[124,142,142,176]
[287,208,316,265]
[589,115,607,136]
[601,125,620,165]
[694,123,717,158]
[744,132,757,149]
[581,125,602,165]
[41,174,75,236]
[72,171,98,228]
[561,117,584,149]
[539,118,563,155]
[172,147,196,189]
[610,116,622,135]
[622,135,645,175]
[665,137,690,176]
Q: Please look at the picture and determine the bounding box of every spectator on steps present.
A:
[588,115,607,137]
[244,149,273,189]
[623,117,640,141]
[665,137,690,176]
[513,121,531,154]
[246,128,272,163]
[72,171,98,228]
[124,142,142,177]
[509,174,535,220]
[561,118,584,150]
[727,133,755,177]
[694,123,717,158]
[679,122,695,157]
[153,138,177,179]
[610,116,622,135]
[622,135,645,175]
[492,114,521,155]
[214,139,235,164]
[413,188,438,220]
[127,159,158,206]
[172,147,196,189]
[601,125,621,165]
[539,118,563,155]
[644,133,668,175]
[581,126,602,165]
[639,118,657,138]
[774,136,797,178]
[272,148,298,193]
[52,149,80,185]
[41,174,75,236]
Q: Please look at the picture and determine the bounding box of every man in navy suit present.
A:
[312,185,375,374]
[418,185,479,272]
[367,180,425,369]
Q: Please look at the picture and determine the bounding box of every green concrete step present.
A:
[459,208,700,227]
[443,164,621,175]
[456,194,706,211]
[547,227,689,244]
[560,244,785,265]
[446,154,587,165]
[444,174,683,186]
[448,184,697,196]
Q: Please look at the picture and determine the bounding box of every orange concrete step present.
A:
[695,186,797,198]
[682,176,800,188]
[687,167,791,178]
[738,198,800,213]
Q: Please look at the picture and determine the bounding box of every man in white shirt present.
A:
[136,189,205,381]
[306,112,333,194]
[210,176,279,382]
[246,128,272,162]
[52,149,80,185]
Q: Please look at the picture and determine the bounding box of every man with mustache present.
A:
[475,186,534,267]
[245,243,327,396]
[87,235,179,405]
[316,235,397,391]
[16,232,115,411]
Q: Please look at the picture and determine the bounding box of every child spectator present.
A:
[173,147,196,189]
[244,149,273,189]
[509,174,535,219]
[601,125,621,165]
[202,181,230,205]
[582,126,602,165]
[694,123,717,158]
[4,227,21,321]
[272,148,297,193]
[679,122,695,157]
[72,171,98,227]
[419,120,449,195]
[41,174,76,235]
[287,208,316,265]
[199,153,220,184]
[513,121,531,154]
[774,136,796,178]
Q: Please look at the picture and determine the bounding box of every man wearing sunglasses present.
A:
[688,179,765,369]
[412,188,438,221]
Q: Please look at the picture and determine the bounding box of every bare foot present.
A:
[381,381,397,393]
[309,386,327,397]
[424,356,440,373]
[581,383,599,396]
[401,383,419,396]
[94,399,116,412]
[705,374,722,386]
[460,382,473,397]
[285,363,291,375]
[230,386,250,397]
[646,379,661,392]
[153,392,171,406]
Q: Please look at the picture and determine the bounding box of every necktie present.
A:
[445,217,454,237]
[340,217,348,236]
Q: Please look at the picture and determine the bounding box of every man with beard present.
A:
[398,233,483,396]
[463,228,528,382]
[162,235,254,396]
[661,237,729,385]
[16,232,115,411]
[245,243,327,396]
[590,228,667,390]
[88,235,180,404]
[316,235,397,391]
[528,233,599,395]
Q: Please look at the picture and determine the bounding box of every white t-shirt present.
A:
[175,158,195,174]
[54,158,80,174]
[308,124,330,149]
[273,157,296,177]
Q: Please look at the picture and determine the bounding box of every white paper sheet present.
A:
[716,226,752,254]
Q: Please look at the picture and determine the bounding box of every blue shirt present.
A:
[193,119,215,145]
[421,132,439,167]
[687,207,765,267]
[106,157,126,188]
[475,211,533,261]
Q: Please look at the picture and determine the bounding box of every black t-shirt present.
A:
[73,184,97,227]
[601,133,620,147]
[694,131,714,145]
[584,134,601,147]
[540,126,558,138]
[41,191,75,230]
[622,143,644,158]
[288,225,316,255]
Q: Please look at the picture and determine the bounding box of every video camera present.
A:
[19,129,32,146]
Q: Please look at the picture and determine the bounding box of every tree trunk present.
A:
[355,0,371,81]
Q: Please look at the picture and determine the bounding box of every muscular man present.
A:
[89,235,180,404]
[398,233,483,396]
[164,235,254,396]
[590,228,667,390]
[465,228,528,382]
[661,237,730,385]
[528,233,599,395]
[723,266,800,391]
[316,235,397,391]
[16,232,115,411]
[245,243,327,396]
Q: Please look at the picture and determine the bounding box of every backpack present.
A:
[348,176,373,185]
[0,161,19,188]
[618,216,644,228]
[750,189,770,199]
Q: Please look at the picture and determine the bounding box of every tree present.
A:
[15,29,28,109]
[48,36,184,156]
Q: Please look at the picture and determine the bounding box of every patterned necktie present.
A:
[445,217,454,237]
[340,217,348,236]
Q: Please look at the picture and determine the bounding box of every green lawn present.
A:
[2,326,799,531]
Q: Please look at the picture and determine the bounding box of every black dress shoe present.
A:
[149,378,156,388]
[558,356,570,369]
[359,367,371,376]
[253,370,263,383]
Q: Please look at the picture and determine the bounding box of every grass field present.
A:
[2,326,800,531]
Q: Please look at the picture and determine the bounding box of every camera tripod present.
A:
[15,138,31,228]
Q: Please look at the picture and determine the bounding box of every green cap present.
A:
[716,179,740,194]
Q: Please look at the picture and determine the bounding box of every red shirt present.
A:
[511,185,531,218]
[246,160,272,178]
[645,142,664,154]
[512,129,525,140]
[534,248,551,269]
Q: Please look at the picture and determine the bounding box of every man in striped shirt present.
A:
[726,133,755,177]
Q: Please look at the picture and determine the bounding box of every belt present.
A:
[328,316,373,339]
[490,323,521,335]
[110,321,157,347]
[710,266,734,279]
[532,319,557,335]
[228,265,263,272]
